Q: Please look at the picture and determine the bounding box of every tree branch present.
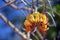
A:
[0,1,15,9]
[43,0,47,12]
[47,0,55,17]
[0,13,27,40]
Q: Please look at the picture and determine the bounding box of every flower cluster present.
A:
[24,12,49,34]
[38,13,49,35]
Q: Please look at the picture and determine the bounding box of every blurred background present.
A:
[0,0,60,40]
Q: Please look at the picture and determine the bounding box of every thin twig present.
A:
[46,6,60,17]
[31,33,39,40]
[21,0,27,5]
[0,1,24,9]
[23,0,31,6]
[36,30,43,40]
[45,12,56,27]
[2,0,41,11]
[43,0,47,12]
[22,27,39,40]
[47,0,55,17]
[0,1,15,9]
[4,0,24,9]
[31,0,35,12]
[27,32,31,40]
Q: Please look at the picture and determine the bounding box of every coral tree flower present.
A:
[24,12,49,34]
[24,12,40,32]
[24,20,32,32]
[38,13,49,35]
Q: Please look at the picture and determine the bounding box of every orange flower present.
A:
[38,25,49,34]
[24,12,40,32]
[24,20,32,27]
[26,14,35,23]
[24,12,49,34]
[24,20,32,32]
[40,13,48,24]
[38,13,49,35]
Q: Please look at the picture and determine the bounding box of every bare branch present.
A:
[2,0,23,9]
[31,33,39,40]
[0,13,27,40]
[45,12,56,27]
[27,32,31,40]
[1,0,41,11]
[47,0,55,17]
[43,0,47,12]
[22,28,39,40]
[0,1,32,11]
[31,0,35,12]
[36,30,43,40]
[46,6,60,17]
[0,0,23,9]
[23,0,31,6]
[0,1,15,9]
[21,0,27,5]
[4,0,16,3]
